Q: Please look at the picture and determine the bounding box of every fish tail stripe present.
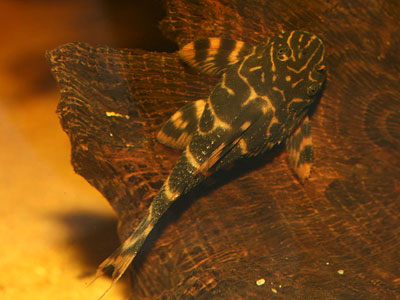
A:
[95,203,162,288]
[161,177,179,202]
[166,151,204,195]
[185,148,201,169]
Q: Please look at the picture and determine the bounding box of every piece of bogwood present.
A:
[47,0,400,299]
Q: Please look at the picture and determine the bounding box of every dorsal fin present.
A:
[179,38,254,76]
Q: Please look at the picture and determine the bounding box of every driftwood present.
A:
[47,0,400,299]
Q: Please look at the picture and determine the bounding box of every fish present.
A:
[94,30,326,295]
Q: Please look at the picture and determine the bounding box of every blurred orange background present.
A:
[0,1,174,299]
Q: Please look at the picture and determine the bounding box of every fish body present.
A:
[95,30,326,291]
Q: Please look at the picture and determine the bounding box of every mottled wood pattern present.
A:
[47,0,400,299]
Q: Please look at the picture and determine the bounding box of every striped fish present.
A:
[95,30,326,295]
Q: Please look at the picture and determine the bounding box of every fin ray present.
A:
[180,38,254,75]
[195,117,258,174]
[157,99,206,149]
[286,116,314,182]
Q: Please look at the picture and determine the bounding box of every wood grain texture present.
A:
[47,0,400,299]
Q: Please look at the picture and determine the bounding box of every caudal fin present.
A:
[91,243,136,299]
[93,192,172,297]
[95,242,136,284]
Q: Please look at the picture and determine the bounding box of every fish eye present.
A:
[307,82,321,96]
[277,46,291,61]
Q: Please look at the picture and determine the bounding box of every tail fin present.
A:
[95,239,137,285]
[92,241,135,299]
[93,186,178,297]
[94,144,207,297]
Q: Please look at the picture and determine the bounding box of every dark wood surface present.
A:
[47,0,400,299]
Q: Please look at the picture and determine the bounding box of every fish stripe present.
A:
[207,97,232,130]
[214,38,237,69]
[194,38,211,64]
[286,116,314,181]
[180,38,255,75]
[167,153,201,194]
[220,73,235,95]
[199,103,215,133]
[157,99,206,149]
[185,148,201,169]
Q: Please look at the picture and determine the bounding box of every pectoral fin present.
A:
[286,116,314,182]
[157,99,206,149]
